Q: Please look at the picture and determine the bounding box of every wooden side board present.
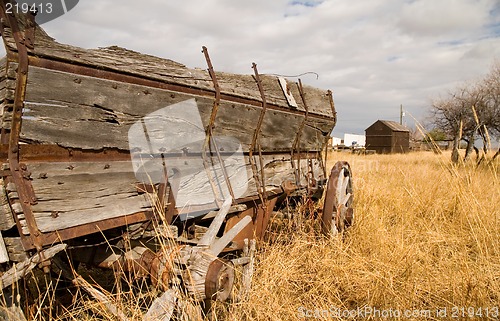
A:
[0,60,15,131]
[0,178,15,231]
[26,161,151,234]
[22,66,333,153]
[30,41,334,119]
[17,153,324,235]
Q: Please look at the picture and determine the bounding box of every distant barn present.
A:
[365,120,410,154]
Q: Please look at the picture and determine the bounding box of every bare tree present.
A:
[482,62,500,135]
[430,88,474,163]
[429,62,500,163]
[481,62,500,159]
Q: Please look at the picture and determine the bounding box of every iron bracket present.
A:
[291,79,309,187]
[249,63,267,205]
[326,90,337,120]
[201,46,235,205]
[0,5,46,255]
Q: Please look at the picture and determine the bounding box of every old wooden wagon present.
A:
[0,4,353,320]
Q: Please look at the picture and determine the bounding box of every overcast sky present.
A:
[3,0,500,137]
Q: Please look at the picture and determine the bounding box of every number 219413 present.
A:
[5,2,53,14]
[451,307,499,318]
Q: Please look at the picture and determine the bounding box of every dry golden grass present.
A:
[220,151,500,320]
[4,151,500,320]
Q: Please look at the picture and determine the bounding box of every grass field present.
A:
[4,151,500,320]
[219,151,500,320]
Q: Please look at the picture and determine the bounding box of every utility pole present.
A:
[400,104,403,125]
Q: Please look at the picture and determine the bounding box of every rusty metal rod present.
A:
[201,46,235,204]
[210,137,236,200]
[324,90,337,180]
[249,63,268,204]
[326,90,337,121]
[250,63,267,153]
[292,79,309,187]
[257,142,266,201]
[320,136,328,179]
[202,46,221,135]
[201,148,224,207]
[0,4,46,254]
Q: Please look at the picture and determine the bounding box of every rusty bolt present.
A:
[39,260,51,274]
[22,171,32,180]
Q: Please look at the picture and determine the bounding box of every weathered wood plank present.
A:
[240,238,256,299]
[22,66,331,152]
[25,66,188,116]
[9,18,337,119]
[32,38,213,91]
[27,161,151,234]
[215,72,296,111]
[0,178,16,231]
[289,81,336,117]
[144,288,178,321]
[301,118,334,150]
[1,60,15,130]
[198,197,232,247]
[0,231,9,263]
[6,62,18,81]
[0,244,66,289]
[19,153,323,234]
[0,57,6,75]
[3,237,28,262]
[211,215,251,256]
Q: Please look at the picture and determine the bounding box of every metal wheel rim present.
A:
[321,161,353,235]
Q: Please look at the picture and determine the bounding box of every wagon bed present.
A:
[0,5,353,320]
[0,10,336,252]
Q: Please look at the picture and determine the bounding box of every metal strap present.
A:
[320,136,328,180]
[202,46,221,136]
[249,63,267,204]
[324,90,337,181]
[0,6,45,252]
[291,79,309,187]
[201,47,235,205]
[327,90,337,123]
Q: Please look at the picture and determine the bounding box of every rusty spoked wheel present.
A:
[205,258,235,302]
[321,161,354,235]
